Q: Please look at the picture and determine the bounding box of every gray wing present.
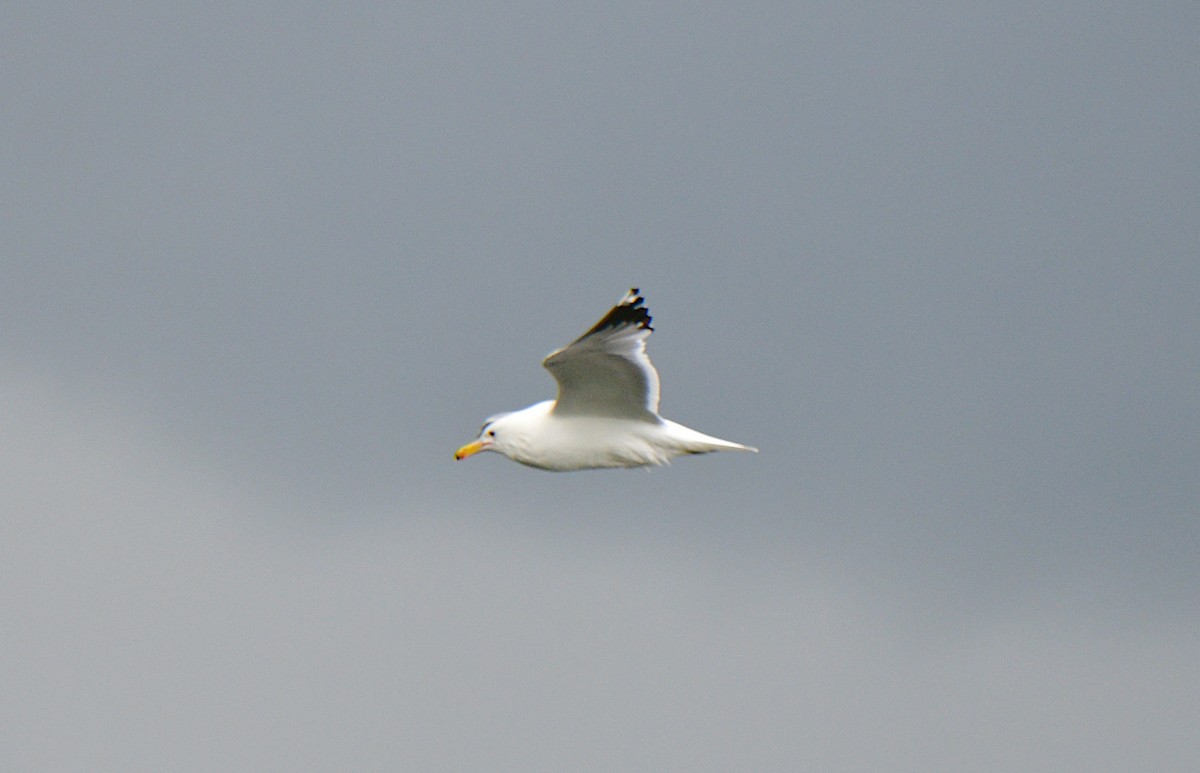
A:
[542,289,661,421]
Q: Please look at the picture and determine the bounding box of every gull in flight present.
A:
[454,288,757,471]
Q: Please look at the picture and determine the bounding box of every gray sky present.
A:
[3,3,1198,770]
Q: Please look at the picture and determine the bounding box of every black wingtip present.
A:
[577,288,653,339]
[622,288,652,331]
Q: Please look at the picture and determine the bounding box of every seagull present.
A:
[454,288,757,471]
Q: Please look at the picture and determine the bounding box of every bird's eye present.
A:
[487,430,496,437]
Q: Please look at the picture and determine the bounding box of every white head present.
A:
[453,403,549,464]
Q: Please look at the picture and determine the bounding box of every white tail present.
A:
[663,420,758,455]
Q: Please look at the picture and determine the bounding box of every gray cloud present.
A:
[5,376,1197,770]
[3,2,1197,770]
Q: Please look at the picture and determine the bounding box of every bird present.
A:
[454,288,757,471]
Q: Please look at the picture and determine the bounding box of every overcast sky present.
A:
[3,3,1197,770]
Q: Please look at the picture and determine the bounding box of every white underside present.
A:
[496,400,756,471]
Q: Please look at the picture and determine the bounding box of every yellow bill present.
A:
[454,439,488,460]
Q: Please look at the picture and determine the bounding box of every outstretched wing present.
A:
[542,288,661,421]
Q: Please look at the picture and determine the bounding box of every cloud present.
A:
[3,372,1196,771]
[3,3,1197,769]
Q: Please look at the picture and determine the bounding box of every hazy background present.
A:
[3,3,1197,770]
